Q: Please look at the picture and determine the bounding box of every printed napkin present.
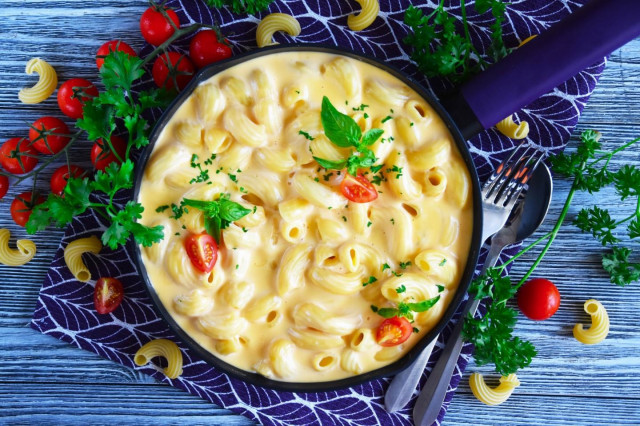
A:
[31,1,605,425]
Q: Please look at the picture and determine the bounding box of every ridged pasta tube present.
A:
[268,338,297,378]
[469,373,520,405]
[276,243,312,296]
[573,299,610,344]
[0,229,36,266]
[134,339,183,379]
[496,115,529,140]
[64,235,102,282]
[199,311,248,340]
[288,327,345,350]
[18,58,57,104]
[381,272,438,303]
[256,13,301,48]
[293,303,361,335]
[173,289,214,317]
[347,0,380,31]
[309,266,363,295]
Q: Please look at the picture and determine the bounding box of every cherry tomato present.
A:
[185,233,218,273]
[376,316,413,347]
[10,191,45,227]
[189,30,232,69]
[340,173,378,203]
[140,5,180,46]
[50,165,85,196]
[57,78,99,119]
[96,40,137,69]
[0,137,38,174]
[517,278,561,321]
[0,175,9,200]
[152,52,195,91]
[94,277,124,315]
[29,117,71,154]
[91,135,127,172]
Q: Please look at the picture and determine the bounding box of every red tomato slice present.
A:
[340,173,378,203]
[517,278,561,320]
[29,117,71,154]
[94,277,124,315]
[10,191,45,227]
[140,6,180,46]
[189,30,232,69]
[0,137,39,174]
[50,164,85,196]
[376,316,413,347]
[184,233,218,273]
[0,175,8,200]
[96,40,137,69]
[57,78,99,119]
[152,51,195,91]
[91,135,127,172]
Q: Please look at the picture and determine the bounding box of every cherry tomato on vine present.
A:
[376,316,413,347]
[96,40,137,69]
[185,233,218,273]
[91,135,127,172]
[0,175,9,200]
[340,173,378,203]
[29,117,71,155]
[57,78,99,119]
[94,277,124,315]
[517,278,561,321]
[140,5,180,46]
[152,52,195,91]
[0,137,38,174]
[10,191,45,227]
[50,165,85,196]
[189,30,232,69]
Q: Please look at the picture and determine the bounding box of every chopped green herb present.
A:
[390,218,395,225]
[395,285,407,294]
[381,115,393,123]
[155,205,169,213]
[413,327,420,333]
[298,130,315,141]
[439,258,447,266]
[228,173,238,183]
[437,284,445,293]
[367,221,372,227]
[362,276,378,287]
[342,216,347,222]
[370,305,379,313]
[391,270,403,277]
[352,103,369,111]
[382,263,390,271]
[399,261,412,269]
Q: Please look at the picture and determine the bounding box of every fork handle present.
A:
[412,240,504,425]
[443,0,640,139]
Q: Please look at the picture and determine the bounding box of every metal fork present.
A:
[384,144,546,413]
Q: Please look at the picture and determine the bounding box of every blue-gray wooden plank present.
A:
[0,1,639,425]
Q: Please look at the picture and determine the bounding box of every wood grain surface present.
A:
[1,1,639,425]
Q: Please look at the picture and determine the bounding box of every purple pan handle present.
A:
[443,0,640,140]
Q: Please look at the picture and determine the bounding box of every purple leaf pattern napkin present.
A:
[31,1,605,425]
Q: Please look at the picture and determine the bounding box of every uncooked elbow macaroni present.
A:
[18,58,57,104]
[138,52,473,382]
[347,0,380,31]
[469,373,520,405]
[573,299,610,344]
[0,229,36,266]
[134,339,183,379]
[495,114,530,139]
[64,235,102,282]
[256,13,301,48]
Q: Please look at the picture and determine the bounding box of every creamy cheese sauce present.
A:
[138,51,473,382]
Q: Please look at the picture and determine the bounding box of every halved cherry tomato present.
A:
[0,137,38,174]
[517,278,561,321]
[340,173,378,203]
[96,40,137,69]
[91,135,127,172]
[0,175,9,200]
[140,5,180,46]
[51,165,85,196]
[94,277,124,315]
[376,316,413,347]
[29,117,71,154]
[10,191,45,227]
[152,51,195,91]
[189,30,232,69]
[184,233,218,273]
[57,78,99,119]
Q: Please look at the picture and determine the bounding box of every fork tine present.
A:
[495,150,546,207]
[483,143,531,197]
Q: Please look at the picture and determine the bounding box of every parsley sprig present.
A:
[202,0,274,15]
[463,130,640,376]
[312,96,383,176]
[371,295,441,322]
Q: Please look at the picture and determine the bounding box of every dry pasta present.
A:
[469,373,520,405]
[573,299,610,344]
[0,229,36,266]
[18,58,57,104]
[256,13,301,48]
[64,235,102,282]
[134,339,183,379]
[347,0,380,31]
[496,114,530,139]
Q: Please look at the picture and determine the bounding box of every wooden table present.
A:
[1,1,639,424]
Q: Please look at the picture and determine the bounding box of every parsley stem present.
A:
[498,231,554,270]
[141,23,208,67]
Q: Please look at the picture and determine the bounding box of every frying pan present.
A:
[132,0,640,391]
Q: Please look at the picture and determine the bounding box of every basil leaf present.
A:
[314,156,347,170]
[205,215,222,243]
[361,128,384,147]
[407,295,441,312]
[321,96,361,147]
[377,308,399,318]
[219,198,251,222]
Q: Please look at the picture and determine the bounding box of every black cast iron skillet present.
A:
[132,0,640,391]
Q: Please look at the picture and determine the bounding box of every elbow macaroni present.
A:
[18,58,57,104]
[64,235,102,282]
[256,13,301,48]
[496,114,530,140]
[0,229,36,266]
[573,299,610,344]
[347,0,380,31]
[469,373,520,405]
[134,339,183,379]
